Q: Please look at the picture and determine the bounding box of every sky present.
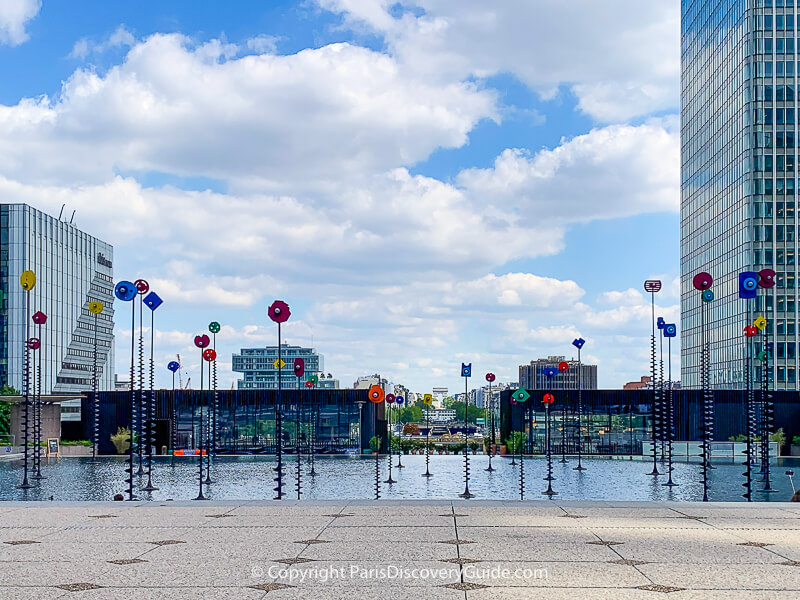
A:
[0,0,681,393]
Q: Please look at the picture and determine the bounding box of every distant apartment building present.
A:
[519,356,598,390]
[232,345,337,389]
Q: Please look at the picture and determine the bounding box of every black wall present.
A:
[82,388,384,455]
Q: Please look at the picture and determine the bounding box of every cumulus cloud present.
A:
[0,0,40,46]
[0,34,496,188]
[69,25,136,59]
[317,0,679,121]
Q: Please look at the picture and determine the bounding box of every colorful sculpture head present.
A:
[461,363,472,377]
[88,301,104,314]
[134,279,150,294]
[395,396,405,405]
[208,321,221,334]
[268,300,290,324]
[368,385,385,403]
[693,272,713,291]
[143,292,163,311]
[167,361,180,372]
[739,272,759,299]
[386,393,396,404]
[19,270,36,291]
[485,372,496,383]
[32,311,47,325]
[702,289,714,303]
[644,280,662,293]
[305,380,314,388]
[294,358,305,378]
[558,361,569,372]
[194,334,211,349]
[114,281,136,301]
[657,317,665,329]
[543,367,557,379]
[542,393,555,405]
[308,373,319,385]
[759,269,776,288]
[754,316,768,331]
[511,388,530,403]
[572,338,586,350]
[423,394,433,406]
[743,325,757,338]
[27,337,40,350]
[202,348,217,362]
[664,323,677,338]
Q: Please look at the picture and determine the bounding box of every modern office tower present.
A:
[518,356,598,390]
[233,345,337,389]
[681,0,797,388]
[0,204,115,393]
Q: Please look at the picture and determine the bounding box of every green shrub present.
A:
[506,431,524,453]
[368,435,381,453]
[110,427,131,454]
[62,440,92,446]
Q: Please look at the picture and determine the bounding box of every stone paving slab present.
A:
[0,500,797,599]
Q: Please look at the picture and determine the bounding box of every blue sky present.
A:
[0,1,681,393]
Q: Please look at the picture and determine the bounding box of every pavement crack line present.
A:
[450,502,469,600]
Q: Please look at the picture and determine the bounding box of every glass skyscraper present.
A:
[681,0,797,389]
[0,204,115,394]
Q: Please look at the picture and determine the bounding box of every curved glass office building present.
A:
[0,204,115,394]
[681,0,798,389]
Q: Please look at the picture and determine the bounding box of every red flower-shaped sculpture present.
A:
[268,300,291,324]
[692,272,713,291]
[485,372,496,382]
[305,380,314,388]
[194,334,210,349]
[135,279,150,294]
[759,269,776,289]
[32,311,47,325]
[558,361,569,372]
[744,325,758,338]
[542,393,555,405]
[386,393,396,404]
[27,337,40,350]
[202,348,217,362]
[368,384,385,403]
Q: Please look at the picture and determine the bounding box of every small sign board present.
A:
[46,438,60,457]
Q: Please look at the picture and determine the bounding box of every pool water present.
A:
[1,455,797,502]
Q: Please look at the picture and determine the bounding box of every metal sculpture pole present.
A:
[558,361,569,463]
[485,373,496,472]
[268,300,290,500]
[663,324,678,487]
[204,357,214,485]
[195,402,207,501]
[542,394,556,497]
[384,393,396,484]
[422,394,433,477]
[394,395,405,468]
[572,339,586,471]
[519,404,526,500]
[510,387,530,495]
[167,361,180,467]
[208,322,221,456]
[134,280,148,476]
[17,270,35,489]
[692,272,714,501]
[368,384,384,500]
[644,279,662,476]
[756,269,777,492]
[459,363,474,498]
[114,281,137,500]
[738,271,760,500]
[657,317,666,461]
[32,311,46,480]
[143,292,162,492]
[89,301,104,462]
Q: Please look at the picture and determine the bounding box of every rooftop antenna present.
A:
[58,204,65,220]
[69,210,75,224]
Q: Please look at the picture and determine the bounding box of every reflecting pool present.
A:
[0,455,797,502]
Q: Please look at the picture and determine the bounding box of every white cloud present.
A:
[69,25,136,59]
[0,0,40,46]
[246,34,280,54]
[0,34,496,188]
[457,119,679,224]
[317,0,680,121]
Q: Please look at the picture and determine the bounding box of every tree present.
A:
[0,386,18,440]
[397,403,423,423]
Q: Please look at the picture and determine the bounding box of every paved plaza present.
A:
[0,500,798,599]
